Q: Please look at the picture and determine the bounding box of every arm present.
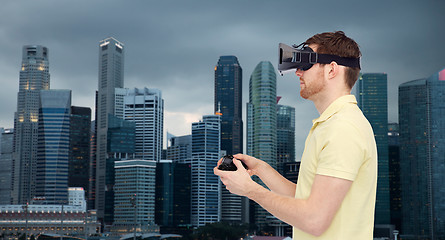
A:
[234,154,296,198]
[215,159,352,236]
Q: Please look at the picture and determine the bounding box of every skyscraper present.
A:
[123,88,164,162]
[191,115,221,227]
[399,68,445,239]
[12,45,50,204]
[247,61,277,229]
[356,73,390,224]
[36,90,71,204]
[214,56,245,223]
[0,128,14,204]
[155,160,191,229]
[95,37,124,221]
[388,123,401,231]
[214,56,243,156]
[69,106,91,196]
[105,115,135,225]
[276,104,296,174]
[167,135,192,163]
[114,159,157,229]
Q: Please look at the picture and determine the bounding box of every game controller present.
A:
[218,155,248,171]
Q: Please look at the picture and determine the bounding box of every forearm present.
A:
[255,160,296,197]
[247,184,324,236]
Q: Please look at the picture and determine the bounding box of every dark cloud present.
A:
[1,0,444,158]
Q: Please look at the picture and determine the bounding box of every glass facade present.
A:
[247,61,277,229]
[356,73,390,224]
[69,106,91,199]
[36,90,71,204]
[214,56,245,223]
[191,115,221,226]
[399,68,445,239]
[114,160,157,226]
[155,160,191,228]
[104,114,135,225]
[276,104,296,174]
[13,45,50,204]
[214,56,243,155]
[388,123,401,231]
[0,128,14,204]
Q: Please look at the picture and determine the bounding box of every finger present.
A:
[216,158,223,166]
[232,159,245,171]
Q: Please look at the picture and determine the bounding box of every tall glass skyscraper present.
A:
[0,128,14,204]
[276,104,296,174]
[388,123,401,231]
[214,56,243,155]
[155,160,191,228]
[36,90,71,204]
[123,88,164,162]
[399,68,445,239]
[69,106,91,197]
[12,45,50,204]
[247,61,277,229]
[356,73,390,224]
[95,37,124,221]
[191,115,221,227]
[214,56,246,223]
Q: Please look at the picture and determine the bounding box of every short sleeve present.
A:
[315,120,366,181]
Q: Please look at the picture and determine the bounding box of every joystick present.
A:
[218,155,248,171]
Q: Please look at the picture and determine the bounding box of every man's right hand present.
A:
[233,153,265,177]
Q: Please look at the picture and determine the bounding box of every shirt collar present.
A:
[312,95,357,125]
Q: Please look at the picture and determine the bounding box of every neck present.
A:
[312,89,350,115]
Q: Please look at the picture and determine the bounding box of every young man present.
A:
[214,31,377,239]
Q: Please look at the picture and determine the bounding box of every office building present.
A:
[356,73,389,224]
[167,135,192,163]
[69,106,91,197]
[191,115,221,227]
[214,55,243,156]
[0,128,14,204]
[35,90,71,204]
[276,104,296,174]
[123,88,164,162]
[155,160,191,229]
[398,68,445,239]
[388,123,401,231]
[104,115,135,225]
[214,56,245,223]
[12,45,50,204]
[95,37,125,221]
[247,61,277,229]
[113,160,157,230]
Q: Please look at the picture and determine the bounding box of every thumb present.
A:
[233,159,245,171]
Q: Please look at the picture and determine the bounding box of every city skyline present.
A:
[0,0,444,159]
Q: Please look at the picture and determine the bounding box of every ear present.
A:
[326,61,339,80]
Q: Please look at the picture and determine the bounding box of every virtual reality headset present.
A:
[278,43,361,75]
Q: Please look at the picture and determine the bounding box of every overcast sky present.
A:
[1,0,444,159]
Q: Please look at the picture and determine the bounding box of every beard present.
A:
[300,77,326,99]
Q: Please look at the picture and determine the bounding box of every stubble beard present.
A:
[300,77,326,99]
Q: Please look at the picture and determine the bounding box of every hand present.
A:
[214,159,260,197]
[233,153,264,177]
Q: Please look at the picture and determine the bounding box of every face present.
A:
[295,45,326,100]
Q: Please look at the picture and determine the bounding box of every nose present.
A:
[295,69,304,77]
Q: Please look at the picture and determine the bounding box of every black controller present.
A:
[218,155,248,171]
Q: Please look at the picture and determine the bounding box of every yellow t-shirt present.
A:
[293,95,377,240]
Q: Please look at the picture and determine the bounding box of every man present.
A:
[214,31,377,239]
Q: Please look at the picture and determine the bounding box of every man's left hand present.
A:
[214,158,260,197]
